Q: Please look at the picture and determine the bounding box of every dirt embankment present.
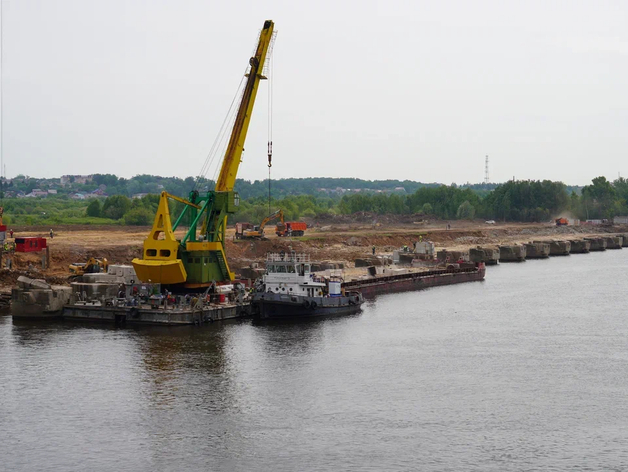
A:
[2,222,624,290]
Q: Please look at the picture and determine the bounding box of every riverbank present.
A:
[1,221,625,290]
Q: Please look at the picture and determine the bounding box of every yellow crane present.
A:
[132,20,275,287]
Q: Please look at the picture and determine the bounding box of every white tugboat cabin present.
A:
[263,252,327,297]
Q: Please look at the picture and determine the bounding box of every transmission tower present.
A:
[484,155,490,185]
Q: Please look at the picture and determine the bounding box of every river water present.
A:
[1,250,628,471]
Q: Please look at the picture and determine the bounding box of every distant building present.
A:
[61,175,93,186]
[132,193,149,199]
[47,189,58,195]
[71,193,86,200]
[27,189,48,198]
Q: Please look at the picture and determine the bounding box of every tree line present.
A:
[3,174,451,199]
[231,177,627,224]
[2,176,626,226]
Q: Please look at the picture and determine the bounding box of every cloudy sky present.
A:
[2,0,627,185]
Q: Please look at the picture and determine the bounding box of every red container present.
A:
[219,294,226,303]
[15,237,47,253]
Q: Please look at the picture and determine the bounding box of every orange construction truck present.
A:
[276,221,307,237]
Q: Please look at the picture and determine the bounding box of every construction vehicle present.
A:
[276,221,307,237]
[132,20,275,288]
[555,218,569,226]
[237,209,284,239]
[234,222,255,240]
[69,258,109,276]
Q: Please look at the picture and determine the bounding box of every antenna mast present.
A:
[1,0,3,198]
[484,155,490,185]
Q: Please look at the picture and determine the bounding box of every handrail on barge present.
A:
[266,252,311,263]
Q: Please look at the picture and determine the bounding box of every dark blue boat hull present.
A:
[252,292,363,319]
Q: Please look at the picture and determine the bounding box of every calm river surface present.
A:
[2,250,628,471]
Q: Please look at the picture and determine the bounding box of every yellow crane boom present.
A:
[216,20,275,192]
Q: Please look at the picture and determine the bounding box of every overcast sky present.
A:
[2,0,627,185]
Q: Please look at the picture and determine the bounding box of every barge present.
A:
[342,263,485,298]
[63,301,249,325]
[11,266,251,325]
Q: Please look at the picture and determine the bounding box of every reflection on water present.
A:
[2,250,628,471]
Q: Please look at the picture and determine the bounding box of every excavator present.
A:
[132,20,275,288]
[69,258,109,276]
[238,209,284,239]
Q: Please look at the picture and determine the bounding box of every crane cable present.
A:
[195,74,247,192]
[267,53,273,217]
[205,31,265,190]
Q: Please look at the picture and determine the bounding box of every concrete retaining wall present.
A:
[547,240,571,256]
[585,237,607,251]
[436,250,469,263]
[525,242,550,259]
[498,245,526,262]
[604,236,623,249]
[570,240,591,253]
[469,247,500,265]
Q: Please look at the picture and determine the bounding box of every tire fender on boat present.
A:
[303,300,310,308]
[310,301,318,309]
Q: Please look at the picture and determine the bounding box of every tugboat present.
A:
[252,252,364,319]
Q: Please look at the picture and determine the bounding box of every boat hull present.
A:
[252,292,363,319]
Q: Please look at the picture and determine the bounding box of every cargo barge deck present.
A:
[342,264,486,298]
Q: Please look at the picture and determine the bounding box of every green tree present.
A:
[420,203,433,214]
[481,180,569,222]
[456,200,476,219]
[123,207,154,225]
[102,195,132,220]
[86,199,101,217]
[581,176,616,219]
